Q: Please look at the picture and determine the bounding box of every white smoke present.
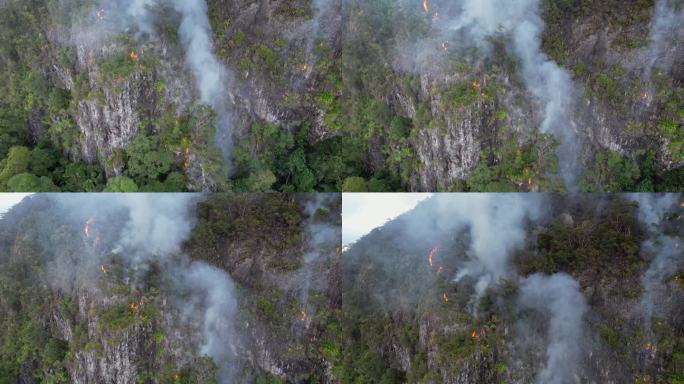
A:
[115,193,195,261]
[48,194,239,382]
[645,0,684,78]
[519,273,588,384]
[298,194,339,327]
[442,194,543,298]
[73,0,234,163]
[443,0,579,189]
[632,193,682,336]
[180,262,238,383]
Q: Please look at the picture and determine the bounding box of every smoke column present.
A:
[645,0,684,79]
[180,262,239,383]
[298,194,338,326]
[441,194,542,298]
[519,273,588,384]
[77,0,234,164]
[633,193,682,336]
[445,0,580,189]
[50,194,239,383]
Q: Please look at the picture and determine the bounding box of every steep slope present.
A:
[340,194,683,383]
[0,193,342,383]
[0,0,682,192]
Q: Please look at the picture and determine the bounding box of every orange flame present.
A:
[183,147,190,170]
[441,41,449,51]
[442,293,449,302]
[130,301,138,311]
[422,0,429,13]
[471,329,478,339]
[427,246,438,268]
[84,216,95,237]
[100,265,108,274]
[472,80,481,91]
[300,309,308,322]
[130,50,138,62]
[97,8,105,20]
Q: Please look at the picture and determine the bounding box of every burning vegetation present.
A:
[427,245,438,268]
[83,216,95,238]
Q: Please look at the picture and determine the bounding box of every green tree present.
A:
[342,177,369,192]
[244,169,277,192]
[284,149,315,191]
[0,146,31,189]
[0,109,26,159]
[29,146,59,177]
[103,176,139,192]
[59,163,104,192]
[6,173,59,192]
[126,134,175,185]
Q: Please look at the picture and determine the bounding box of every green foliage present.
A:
[581,150,654,192]
[0,108,26,159]
[466,134,561,192]
[234,122,317,192]
[187,194,303,269]
[6,173,59,192]
[599,325,622,350]
[0,146,31,189]
[104,176,140,192]
[58,163,105,192]
[515,196,644,284]
[126,134,175,186]
[342,177,370,192]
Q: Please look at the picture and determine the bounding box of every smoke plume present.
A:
[178,262,239,383]
[633,193,683,336]
[519,273,588,384]
[645,0,684,78]
[436,194,544,298]
[443,0,579,189]
[47,193,239,383]
[72,0,234,164]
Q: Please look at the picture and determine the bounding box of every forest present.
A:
[0,0,681,192]
[0,193,681,383]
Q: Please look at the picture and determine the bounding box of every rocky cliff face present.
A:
[0,193,342,383]
[2,0,680,191]
[340,194,683,383]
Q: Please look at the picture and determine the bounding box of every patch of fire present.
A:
[183,147,190,170]
[442,292,449,302]
[422,0,429,13]
[471,327,487,342]
[427,245,438,268]
[441,41,449,51]
[83,215,95,238]
[471,80,481,92]
[130,50,139,63]
[130,297,145,313]
[96,8,105,20]
[300,309,308,322]
[100,264,108,274]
